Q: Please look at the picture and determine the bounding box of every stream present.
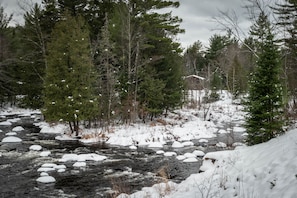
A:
[0,112,245,198]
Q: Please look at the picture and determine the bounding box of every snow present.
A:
[7,118,21,123]
[40,151,51,157]
[215,142,227,148]
[58,153,78,162]
[73,162,86,167]
[37,167,55,172]
[192,150,205,157]
[183,157,198,163]
[39,123,68,134]
[0,121,12,126]
[233,126,246,132]
[163,152,177,157]
[5,132,17,136]
[183,152,196,158]
[198,139,208,143]
[55,134,77,141]
[0,107,40,117]
[176,155,186,161]
[36,91,245,149]
[59,153,107,162]
[181,141,194,146]
[2,90,296,197]
[40,172,49,177]
[1,136,22,143]
[42,163,57,168]
[185,74,205,80]
[171,141,184,148]
[36,176,56,183]
[148,142,163,148]
[119,129,297,198]
[12,126,24,132]
[37,163,67,172]
[29,145,42,151]
[129,145,137,150]
[156,150,165,155]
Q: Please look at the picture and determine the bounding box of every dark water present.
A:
[0,114,209,198]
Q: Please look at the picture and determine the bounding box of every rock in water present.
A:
[36,176,56,183]
[1,136,22,143]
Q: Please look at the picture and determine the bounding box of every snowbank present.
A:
[118,129,297,198]
[39,123,68,134]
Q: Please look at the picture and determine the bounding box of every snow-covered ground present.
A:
[37,90,246,148]
[117,128,297,198]
[1,90,295,197]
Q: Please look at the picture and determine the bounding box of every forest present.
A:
[1,0,297,145]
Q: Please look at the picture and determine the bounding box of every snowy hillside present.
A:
[118,128,297,198]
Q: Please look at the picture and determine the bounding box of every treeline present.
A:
[0,0,185,134]
[184,33,251,98]
[1,0,297,141]
[182,0,297,145]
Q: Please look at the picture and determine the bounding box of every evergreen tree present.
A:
[0,6,15,106]
[273,0,297,117]
[110,0,184,122]
[183,41,206,76]
[138,2,184,116]
[138,68,165,120]
[245,11,284,145]
[16,3,46,108]
[43,12,97,136]
[205,34,230,91]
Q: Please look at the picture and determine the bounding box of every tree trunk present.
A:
[69,121,74,134]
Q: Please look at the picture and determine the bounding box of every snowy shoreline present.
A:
[3,91,295,197]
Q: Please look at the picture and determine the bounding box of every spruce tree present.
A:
[43,12,97,136]
[245,11,284,145]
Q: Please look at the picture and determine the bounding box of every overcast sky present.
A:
[2,0,251,49]
[170,0,251,48]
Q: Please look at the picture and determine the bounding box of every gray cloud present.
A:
[2,0,251,48]
[171,0,251,48]
[1,0,42,25]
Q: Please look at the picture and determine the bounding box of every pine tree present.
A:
[245,11,284,145]
[137,2,184,117]
[43,12,97,136]
[205,34,230,91]
[110,0,184,122]
[138,69,165,120]
[0,6,14,106]
[16,3,47,108]
[183,41,206,76]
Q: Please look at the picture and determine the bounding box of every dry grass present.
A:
[110,176,131,198]
[155,165,174,196]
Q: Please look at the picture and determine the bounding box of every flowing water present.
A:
[0,113,245,198]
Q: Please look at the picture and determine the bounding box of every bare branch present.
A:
[213,9,259,59]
